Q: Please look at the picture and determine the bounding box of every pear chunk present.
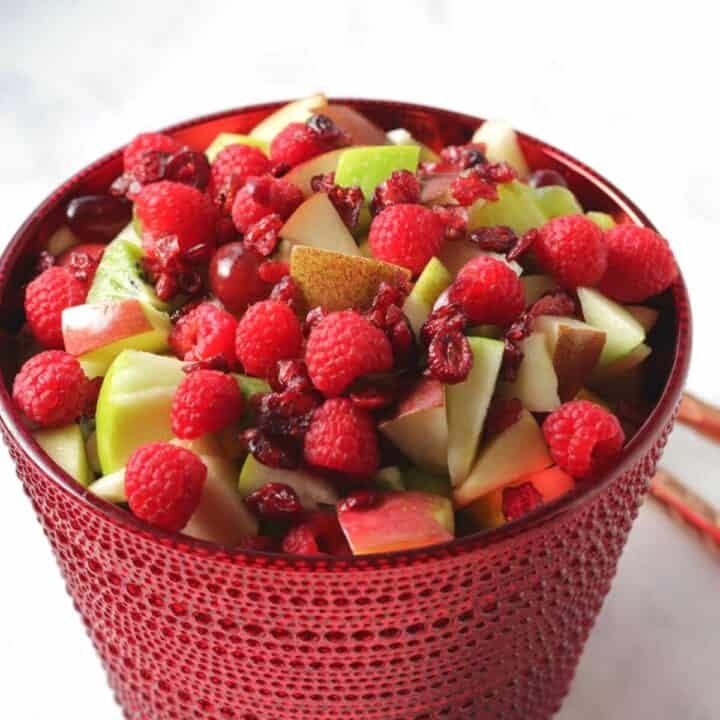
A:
[471,120,530,178]
[249,93,327,142]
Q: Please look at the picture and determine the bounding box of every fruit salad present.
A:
[10,95,680,555]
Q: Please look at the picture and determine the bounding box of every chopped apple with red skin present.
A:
[379,378,448,476]
[521,275,558,306]
[471,120,530,178]
[322,104,387,146]
[454,410,553,508]
[501,332,560,412]
[249,93,327,142]
[279,193,359,258]
[63,299,170,378]
[447,337,505,486]
[626,306,659,333]
[283,148,346,197]
[338,492,454,555]
[534,315,606,401]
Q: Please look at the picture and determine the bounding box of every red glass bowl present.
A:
[0,100,691,720]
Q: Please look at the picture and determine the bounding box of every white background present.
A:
[1,1,718,718]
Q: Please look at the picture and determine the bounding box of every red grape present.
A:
[209,242,270,313]
[528,169,568,189]
[65,194,132,242]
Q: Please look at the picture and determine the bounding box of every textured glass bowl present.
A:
[0,99,691,720]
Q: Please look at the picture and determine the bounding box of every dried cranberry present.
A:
[420,303,468,347]
[528,289,577,319]
[502,482,543,522]
[307,113,347,145]
[270,275,300,311]
[164,150,210,190]
[426,331,473,384]
[500,338,524,382]
[469,226,518,254]
[508,228,538,262]
[439,143,487,170]
[348,384,397,410]
[244,213,283,257]
[420,173,459,204]
[310,172,336,193]
[303,306,328,336]
[389,316,415,366]
[182,354,230,374]
[370,170,421,215]
[327,184,364,231]
[258,259,290,284]
[337,490,381,513]
[246,482,303,520]
[432,205,468,242]
[485,397,523,438]
[253,389,320,438]
[65,194,132,243]
[483,162,517,184]
[367,281,410,328]
[450,172,498,206]
[58,245,105,286]
[240,428,301,469]
[268,359,313,394]
[270,162,291,178]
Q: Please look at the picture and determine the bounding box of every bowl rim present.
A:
[0,97,692,568]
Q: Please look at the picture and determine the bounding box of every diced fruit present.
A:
[535,185,583,219]
[172,434,225,458]
[280,193,360,257]
[437,241,523,278]
[47,225,79,256]
[454,410,552,507]
[471,120,530,178]
[238,454,338,509]
[87,228,167,311]
[590,342,652,384]
[574,387,612,410]
[89,468,126,503]
[34,423,93,487]
[379,378,448,476]
[62,300,170,378]
[402,467,452,498]
[322,105,387,146]
[468,181,545,235]
[283,148,345,196]
[335,145,420,200]
[249,93,328,142]
[446,337,504,486]
[386,128,440,163]
[290,245,409,312]
[502,332,560,412]
[338,491,454,555]
[374,466,405,491]
[577,287,645,367]
[586,211,616,231]
[86,431,101,474]
[205,133,268,162]
[534,315,606,401]
[467,324,502,339]
[402,257,453,335]
[521,274,558,306]
[626,305,659,333]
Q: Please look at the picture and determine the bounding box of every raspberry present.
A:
[25,266,86,348]
[599,224,678,302]
[542,400,625,479]
[123,132,182,172]
[370,170,421,216]
[270,115,346,167]
[169,302,238,366]
[135,181,217,261]
[368,204,446,276]
[245,482,303,520]
[448,256,524,326]
[282,511,350,555]
[502,482,543,522]
[231,176,303,233]
[209,144,271,209]
[13,351,88,428]
[235,300,303,377]
[125,442,206,532]
[171,369,244,439]
[532,215,607,290]
[305,311,393,397]
[304,398,380,478]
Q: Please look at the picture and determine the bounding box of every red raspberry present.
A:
[171,369,244,439]
[502,482,543,522]
[125,442,207,532]
[134,181,217,260]
[543,400,625,479]
[235,300,303,377]
[169,302,238,366]
[599,224,678,302]
[57,242,106,287]
[123,132,182,172]
[25,266,86,348]
[368,204,446,276]
[209,144,271,209]
[304,398,379,478]
[270,116,345,167]
[532,215,607,290]
[13,351,88,427]
[305,311,393,397]
[448,255,524,326]
[282,511,350,555]
[231,176,303,233]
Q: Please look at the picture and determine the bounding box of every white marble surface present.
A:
[1,1,718,717]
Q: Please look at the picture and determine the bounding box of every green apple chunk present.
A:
[283,148,346,197]
[501,332,560,412]
[374,466,405,491]
[521,274,558,306]
[334,145,420,201]
[205,133,269,162]
[279,193,359,258]
[534,186,583,219]
[87,228,168,311]
[586,211,616,231]
[577,287,645,367]
[338,491,454,555]
[34,423,93,487]
[239,454,339,509]
[402,257,453,335]
[446,337,504,486]
[403,467,452,498]
[468,181,546,235]
[379,378,448,476]
[454,410,553,507]
[89,468,126,503]
[471,120,530,178]
[249,93,328,142]
[386,128,440,163]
